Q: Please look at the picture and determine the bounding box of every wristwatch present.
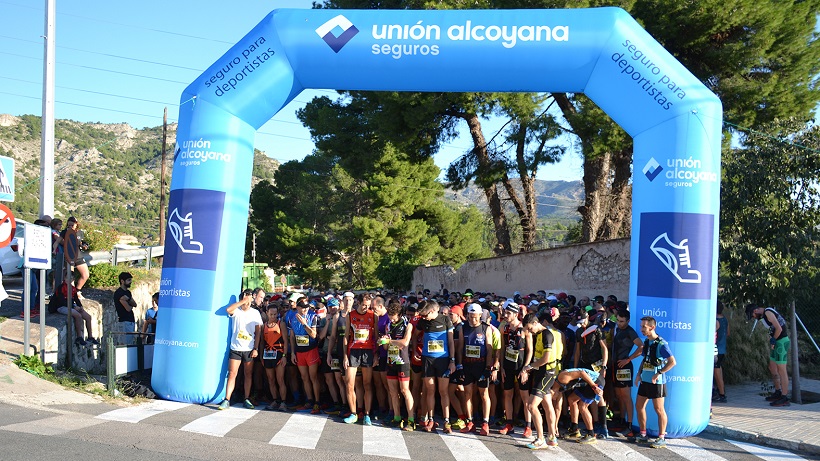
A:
[450,357,455,362]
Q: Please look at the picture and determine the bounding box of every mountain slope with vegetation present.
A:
[0,114,280,243]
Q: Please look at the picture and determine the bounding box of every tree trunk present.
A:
[464,113,512,255]
[501,127,538,252]
[579,152,611,242]
[597,148,633,240]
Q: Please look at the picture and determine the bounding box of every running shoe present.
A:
[243,399,255,409]
[460,421,475,434]
[323,404,341,415]
[770,396,791,407]
[565,429,581,439]
[522,426,533,439]
[547,436,558,447]
[712,394,727,403]
[650,438,667,449]
[635,435,651,444]
[596,427,610,439]
[73,337,86,347]
[479,423,490,436]
[499,423,514,435]
[450,418,466,430]
[217,399,230,410]
[340,410,352,418]
[425,420,438,433]
[266,402,278,411]
[579,433,597,444]
[363,415,373,426]
[765,390,783,401]
[402,420,416,432]
[495,416,507,427]
[344,413,359,424]
[297,402,313,412]
[278,401,289,412]
[527,438,548,450]
[310,404,321,415]
[442,422,452,434]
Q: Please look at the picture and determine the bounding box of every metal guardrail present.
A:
[85,245,164,269]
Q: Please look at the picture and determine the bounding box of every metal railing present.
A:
[85,245,164,269]
[106,332,154,396]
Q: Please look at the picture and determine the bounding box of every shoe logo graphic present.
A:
[643,157,663,182]
[650,233,701,284]
[168,208,203,255]
[315,15,359,53]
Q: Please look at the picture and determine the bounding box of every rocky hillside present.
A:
[0,114,279,242]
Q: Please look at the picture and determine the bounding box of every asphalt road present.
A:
[0,401,817,461]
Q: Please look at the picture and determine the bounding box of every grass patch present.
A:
[0,316,7,324]
[12,355,146,402]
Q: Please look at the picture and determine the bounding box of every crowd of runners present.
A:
[220,288,676,450]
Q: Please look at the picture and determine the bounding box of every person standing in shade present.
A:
[141,292,159,344]
[713,300,729,403]
[113,272,137,345]
[632,316,676,448]
[745,304,791,407]
[218,290,263,410]
[612,308,643,431]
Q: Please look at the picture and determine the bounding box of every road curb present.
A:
[705,423,820,456]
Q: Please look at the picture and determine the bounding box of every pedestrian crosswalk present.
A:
[0,400,810,461]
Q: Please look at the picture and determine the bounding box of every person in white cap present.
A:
[457,303,501,436]
[499,303,533,438]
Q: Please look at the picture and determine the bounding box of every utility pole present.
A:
[38,0,56,218]
[159,107,167,261]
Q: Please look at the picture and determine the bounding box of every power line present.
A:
[0,34,204,72]
[0,76,178,106]
[0,0,234,45]
[0,51,190,84]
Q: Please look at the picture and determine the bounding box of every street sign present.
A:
[64,228,79,262]
[0,155,14,202]
[0,204,15,248]
[24,223,51,270]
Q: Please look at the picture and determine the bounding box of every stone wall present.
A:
[412,238,631,300]
[50,280,160,374]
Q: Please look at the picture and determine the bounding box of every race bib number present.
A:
[296,335,310,346]
[643,361,656,371]
[427,339,444,353]
[504,347,520,362]
[466,345,481,358]
[331,358,340,370]
[591,360,603,372]
[236,330,251,342]
[388,345,401,361]
[616,368,631,382]
[263,349,278,360]
[354,328,370,343]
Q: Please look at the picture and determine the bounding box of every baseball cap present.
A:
[547,295,557,301]
[505,304,520,314]
[450,304,465,320]
[466,303,483,314]
[557,292,568,300]
[326,298,340,308]
[288,292,305,302]
[343,291,355,298]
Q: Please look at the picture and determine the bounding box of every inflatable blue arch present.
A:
[152,8,722,438]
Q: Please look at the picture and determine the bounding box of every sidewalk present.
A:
[707,379,820,455]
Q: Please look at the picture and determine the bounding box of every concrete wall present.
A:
[412,238,631,300]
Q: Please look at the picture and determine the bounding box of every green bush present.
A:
[13,354,54,378]
[86,263,122,288]
[80,222,119,251]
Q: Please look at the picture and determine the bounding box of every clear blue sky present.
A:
[0,0,584,182]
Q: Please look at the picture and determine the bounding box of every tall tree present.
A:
[719,119,820,307]
[317,0,820,247]
[249,141,488,288]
